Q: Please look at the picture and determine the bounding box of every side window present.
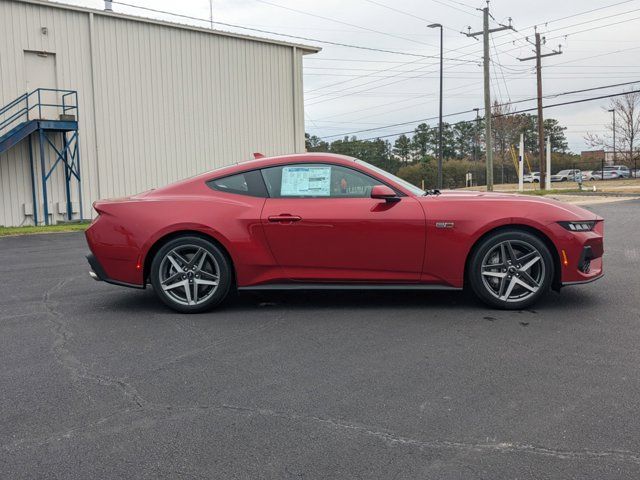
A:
[261,163,382,198]
[206,170,267,197]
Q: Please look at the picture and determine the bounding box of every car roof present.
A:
[155,152,415,195]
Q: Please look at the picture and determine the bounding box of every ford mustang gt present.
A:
[86,153,604,313]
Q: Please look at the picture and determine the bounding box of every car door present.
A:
[260,162,426,282]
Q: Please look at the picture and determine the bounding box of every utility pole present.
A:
[518,32,562,190]
[210,0,214,29]
[464,5,514,191]
[428,23,444,189]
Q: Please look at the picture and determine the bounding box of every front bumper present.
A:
[86,253,145,289]
[549,220,604,287]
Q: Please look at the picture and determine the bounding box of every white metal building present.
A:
[0,0,319,226]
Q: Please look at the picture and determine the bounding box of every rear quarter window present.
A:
[206,170,268,197]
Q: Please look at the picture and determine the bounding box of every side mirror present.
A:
[371,185,400,203]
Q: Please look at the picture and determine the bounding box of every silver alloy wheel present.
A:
[158,245,220,306]
[480,239,545,303]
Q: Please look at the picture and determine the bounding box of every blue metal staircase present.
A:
[0,88,82,225]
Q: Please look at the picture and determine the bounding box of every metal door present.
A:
[24,51,58,120]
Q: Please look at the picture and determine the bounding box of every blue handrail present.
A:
[0,88,78,138]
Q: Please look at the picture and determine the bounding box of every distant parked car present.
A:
[523,171,540,183]
[551,169,582,182]
[632,168,640,178]
[591,165,630,180]
[581,170,596,181]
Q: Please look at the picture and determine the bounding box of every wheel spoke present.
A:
[184,280,192,304]
[166,253,184,272]
[187,247,204,269]
[516,272,540,292]
[521,255,541,272]
[162,271,183,286]
[192,280,199,304]
[163,278,187,292]
[500,243,508,265]
[199,270,218,281]
[196,250,208,270]
[504,241,518,263]
[195,278,218,287]
[482,269,506,279]
[500,276,517,300]
[516,250,537,264]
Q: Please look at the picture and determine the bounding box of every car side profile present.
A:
[523,171,540,183]
[551,169,581,182]
[86,153,604,313]
[592,165,630,180]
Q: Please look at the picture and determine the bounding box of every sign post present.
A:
[546,138,552,191]
[518,133,524,192]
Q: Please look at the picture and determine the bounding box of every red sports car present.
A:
[85,153,604,313]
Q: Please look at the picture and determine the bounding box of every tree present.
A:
[410,123,436,160]
[521,115,568,154]
[453,120,477,159]
[393,134,412,165]
[440,122,457,159]
[329,136,397,172]
[305,133,329,152]
[491,102,527,179]
[396,160,436,189]
[585,90,640,162]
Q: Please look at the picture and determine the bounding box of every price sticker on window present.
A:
[281,166,331,196]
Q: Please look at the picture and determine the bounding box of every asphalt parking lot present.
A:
[2,199,640,479]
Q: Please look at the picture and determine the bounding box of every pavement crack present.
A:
[41,275,153,411]
[219,404,640,465]
[133,314,288,380]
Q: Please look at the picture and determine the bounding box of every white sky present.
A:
[59,0,640,152]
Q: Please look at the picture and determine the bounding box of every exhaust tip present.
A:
[89,270,101,281]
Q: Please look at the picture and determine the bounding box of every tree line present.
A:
[306,101,572,189]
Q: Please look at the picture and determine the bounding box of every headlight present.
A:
[558,221,596,232]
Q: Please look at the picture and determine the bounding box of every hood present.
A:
[430,190,600,221]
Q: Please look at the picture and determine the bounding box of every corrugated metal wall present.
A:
[0,0,314,226]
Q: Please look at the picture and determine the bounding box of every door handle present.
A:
[268,214,302,223]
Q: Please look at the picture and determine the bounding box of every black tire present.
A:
[468,229,554,310]
[150,236,232,313]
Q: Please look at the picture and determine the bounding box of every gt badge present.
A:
[435,221,455,229]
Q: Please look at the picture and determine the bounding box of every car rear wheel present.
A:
[469,230,554,310]
[150,236,231,313]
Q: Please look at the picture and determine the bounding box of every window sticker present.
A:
[281,166,331,196]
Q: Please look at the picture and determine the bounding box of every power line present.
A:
[317,81,640,138]
[254,0,439,48]
[429,0,478,16]
[363,0,457,32]
[109,1,443,59]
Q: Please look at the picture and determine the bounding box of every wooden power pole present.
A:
[518,32,562,190]
[464,6,514,191]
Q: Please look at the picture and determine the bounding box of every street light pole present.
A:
[609,108,616,163]
[428,23,443,190]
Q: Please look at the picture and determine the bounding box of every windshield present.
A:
[355,159,426,196]
[557,170,571,175]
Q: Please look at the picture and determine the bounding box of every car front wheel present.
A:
[469,230,554,310]
[150,236,232,313]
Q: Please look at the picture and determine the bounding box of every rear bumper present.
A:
[86,253,145,289]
